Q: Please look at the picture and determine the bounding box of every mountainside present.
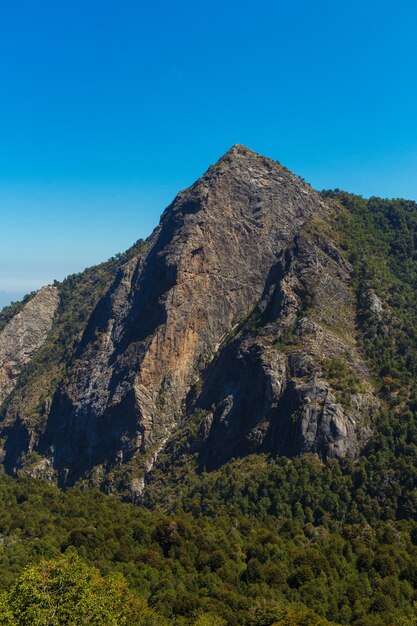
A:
[2,146,417,625]
[0,145,379,496]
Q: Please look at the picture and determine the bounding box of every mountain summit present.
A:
[0,147,378,497]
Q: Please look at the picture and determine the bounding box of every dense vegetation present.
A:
[2,193,417,624]
[0,471,337,625]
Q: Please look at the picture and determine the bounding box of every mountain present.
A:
[2,146,417,625]
[0,145,379,496]
[0,146,391,496]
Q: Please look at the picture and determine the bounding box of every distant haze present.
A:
[0,291,27,311]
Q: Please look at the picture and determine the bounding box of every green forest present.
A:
[2,193,417,625]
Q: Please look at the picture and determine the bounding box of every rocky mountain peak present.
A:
[0,148,378,497]
[215,143,278,166]
[212,143,269,168]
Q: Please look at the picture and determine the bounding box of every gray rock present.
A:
[0,146,378,495]
[369,291,383,316]
[0,285,59,404]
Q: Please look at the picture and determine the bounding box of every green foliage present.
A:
[319,191,417,522]
[321,358,362,405]
[323,191,417,390]
[247,599,287,625]
[273,608,335,625]
[321,359,361,393]
[0,551,163,626]
[193,615,226,626]
[398,604,417,625]
[0,466,416,625]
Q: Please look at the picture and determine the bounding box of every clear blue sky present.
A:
[1,0,417,309]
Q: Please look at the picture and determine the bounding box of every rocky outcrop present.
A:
[0,286,60,405]
[173,225,377,472]
[0,146,378,494]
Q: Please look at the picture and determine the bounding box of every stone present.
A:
[0,286,60,405]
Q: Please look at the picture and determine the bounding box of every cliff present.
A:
[0,146,378,497]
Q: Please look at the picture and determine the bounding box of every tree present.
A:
[0,551,164,626]
[273,607,333,625]
[398,602,417,625]
[193,615,226,626]
[247,598,287,626]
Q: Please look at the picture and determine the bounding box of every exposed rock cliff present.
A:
[0,146,379,495]
[0,286,59,404]
[181,225,377,472]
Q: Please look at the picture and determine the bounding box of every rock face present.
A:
[0,286,60,405]
[188,230,377,471]
[0,146,378,494]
